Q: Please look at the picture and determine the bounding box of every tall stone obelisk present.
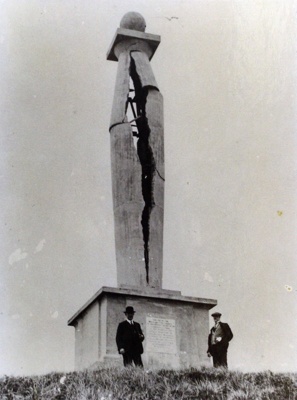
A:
[107,12,164,289]
[68,12,216,371]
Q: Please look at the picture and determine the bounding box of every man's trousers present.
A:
[122,351,143,367]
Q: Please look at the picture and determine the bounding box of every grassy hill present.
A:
[0,366,296,399]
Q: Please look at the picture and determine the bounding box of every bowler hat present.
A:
[211,312,222,317]
[124,306,135,314]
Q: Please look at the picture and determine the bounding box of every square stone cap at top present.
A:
[107,28,161,61]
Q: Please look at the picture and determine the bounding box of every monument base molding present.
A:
[68,286,216,370]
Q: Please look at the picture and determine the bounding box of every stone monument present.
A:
[68,12,216,370]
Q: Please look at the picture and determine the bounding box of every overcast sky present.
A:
[0,0,296,376]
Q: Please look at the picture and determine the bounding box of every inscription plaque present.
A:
[146,316,177,354]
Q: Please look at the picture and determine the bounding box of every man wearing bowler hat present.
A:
[207,312,233,368]
[116,306,145,367]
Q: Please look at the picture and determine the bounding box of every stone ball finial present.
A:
[120,12,146,32]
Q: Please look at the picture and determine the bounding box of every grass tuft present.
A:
[0,366,296,399]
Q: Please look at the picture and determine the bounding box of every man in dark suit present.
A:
[207,312,233,368]
[116,306,145,367]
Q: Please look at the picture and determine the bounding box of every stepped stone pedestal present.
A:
[68,286,216,370]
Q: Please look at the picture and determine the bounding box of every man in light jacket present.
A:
[207,312,233,368]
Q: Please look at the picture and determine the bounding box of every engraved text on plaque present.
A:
[146,316,177,354]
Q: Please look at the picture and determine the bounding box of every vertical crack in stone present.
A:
[130,56,156,284]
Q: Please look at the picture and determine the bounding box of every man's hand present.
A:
[119,348,125,354]
[207,352,211,358]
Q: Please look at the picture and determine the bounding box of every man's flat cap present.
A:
[124,306,135,314]
[211,312,222,317]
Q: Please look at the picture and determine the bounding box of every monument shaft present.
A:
[109,29,164,288]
